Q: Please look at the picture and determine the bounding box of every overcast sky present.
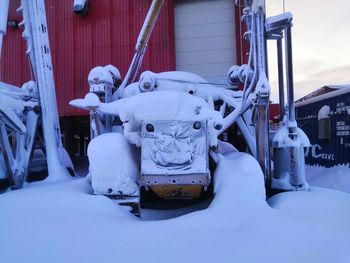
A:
[265,0,350,102]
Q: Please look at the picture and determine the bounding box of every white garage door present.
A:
[174,0,236,84]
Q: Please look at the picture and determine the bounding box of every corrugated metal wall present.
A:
[1,0,175,116]
[296,92,350,167]
[234,1,249,66]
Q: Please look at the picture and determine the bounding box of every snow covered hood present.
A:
[71,91,223,125]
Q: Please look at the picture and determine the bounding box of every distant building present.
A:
[296,85,350,167]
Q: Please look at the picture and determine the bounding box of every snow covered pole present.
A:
[0,0,10,74]
[267,12,310,191]
[135,0,165,52]
[285,26,296,134]
[116,0,165,99]
[21,0,72,180]
[251,0,272,186]
[277,39,285,119]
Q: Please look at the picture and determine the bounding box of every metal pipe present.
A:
[116,0,165,99]
[135,0,165,52]
[284,26,296,130]
[236,117,256,157]
[253,0,271,187]
[254,99,271,185]
[104,85,112,132]
[277,38,285,119]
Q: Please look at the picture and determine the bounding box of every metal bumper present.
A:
[140,173,210,186]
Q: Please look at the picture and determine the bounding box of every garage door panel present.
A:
[176,49,235,66]
[176,22,234,40]
[177,62,233,78]
[175,9,234,26]
[176,36,235,53]
[175,0,233,13]
[175,0,236,84]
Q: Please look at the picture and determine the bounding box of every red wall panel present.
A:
[235,1,249,66]
[1,0,175,116]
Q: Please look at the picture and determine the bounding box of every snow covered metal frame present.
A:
[0,82,40,187]
[69,0,311,203]
[223,1,310,191]
[0,0,72,188]
[265,11,310,191]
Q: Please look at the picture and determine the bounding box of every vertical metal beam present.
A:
[252,0,271,187]
[277,38,285,119]
[23,0,70,178]
[284,26,296,132]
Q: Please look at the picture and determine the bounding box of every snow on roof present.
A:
[326,84,350,89]
[296,85,350,107]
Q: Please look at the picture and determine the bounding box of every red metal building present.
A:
[1,0,247,160]
[1,0,176,116]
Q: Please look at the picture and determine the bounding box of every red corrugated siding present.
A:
[1,0,175,116]
[269,103,280,121]
[235,2,249,65]
[0,2,30,86]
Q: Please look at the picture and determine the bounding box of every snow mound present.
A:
[0,152,350,263]
[101,91,223,125]
[305,164,350,193]
[88,133,139,195]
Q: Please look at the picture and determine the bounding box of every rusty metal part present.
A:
[151,185,203,199]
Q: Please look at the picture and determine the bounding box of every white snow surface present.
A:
[103,91,222,123]
[88,133,139,195]
[1,152,350,263]
[72,91,223,127]
[271,122,310,148]
[98,91,223,147]
[123,71,237,103]
[306,164,350,193]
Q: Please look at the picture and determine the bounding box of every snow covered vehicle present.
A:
[0,0,310,216]
[70,0,310,214]
[72,71,229,201]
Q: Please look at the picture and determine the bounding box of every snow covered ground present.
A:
[306,164,350,194]
[0,152,350,263]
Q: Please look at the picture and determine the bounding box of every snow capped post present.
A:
[266,12,310,191]
[247,0,272,188]
[235,1,310,192]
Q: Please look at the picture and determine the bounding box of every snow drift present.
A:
[0,152,349,263]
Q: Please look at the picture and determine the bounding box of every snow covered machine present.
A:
[70,0,311,213]
[0,0,73,189]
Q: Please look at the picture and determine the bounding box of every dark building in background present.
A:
[296,85,350,167]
